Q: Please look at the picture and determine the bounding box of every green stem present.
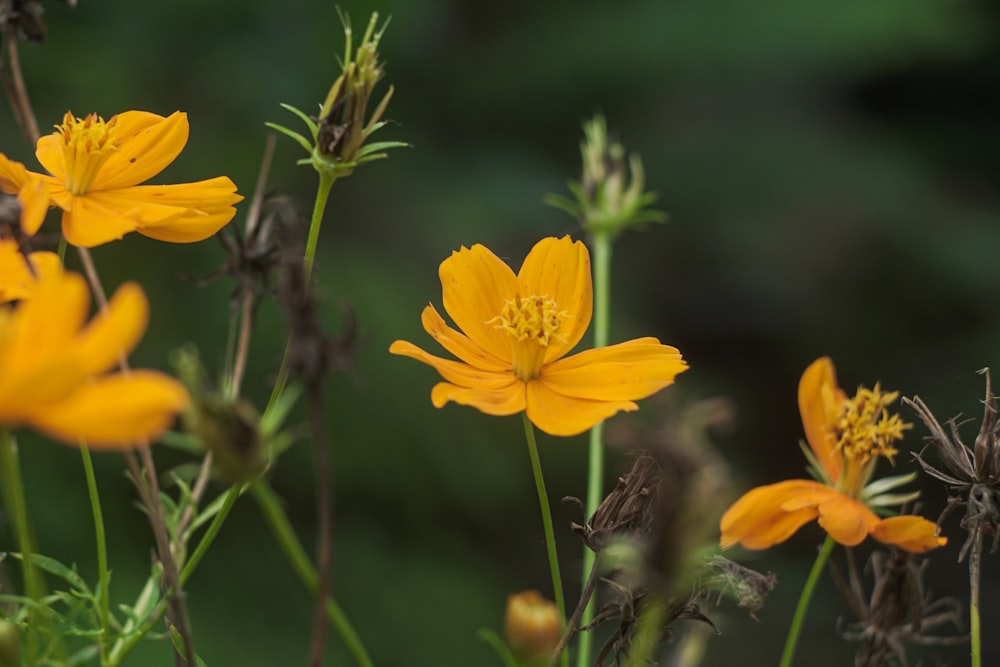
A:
[970,534,982,667]
[521,414,568,667]
[180,484,242,585]
[80,446,111,665]
[779,536,835,667]
[251,480,373,667]
[576,231,612,667]
[0,430,42,660]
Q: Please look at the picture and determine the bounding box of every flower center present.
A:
[56,112,121,195]
[833,384,910,493]
[490,294,567,381]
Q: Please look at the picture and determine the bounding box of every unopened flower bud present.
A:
[503,590,560,665]
[0,620,20,667]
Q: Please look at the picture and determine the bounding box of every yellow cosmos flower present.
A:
[0,110,242,247]
[720,357,945,554]
[0,179,61,302]
[389,236,688,436]
[0,272,189,448]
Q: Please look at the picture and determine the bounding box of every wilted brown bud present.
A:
[504,591,561,664]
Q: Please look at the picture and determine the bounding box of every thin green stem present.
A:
[180,484,242,585]
[576,231,612,667]
[779,536,836,667]
[80,446,111,665]
[970,534,982,667]
[251,480,373,667]
[521,414,569,667]
[0,430,42,661]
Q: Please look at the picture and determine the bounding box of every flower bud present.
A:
[0,620,20,667]
[503,590,560,665]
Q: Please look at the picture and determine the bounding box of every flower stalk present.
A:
[779,536,836,667]
[80,445,111,665]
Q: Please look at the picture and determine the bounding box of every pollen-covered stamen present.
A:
[490,294,568,381]
[834,384,910,468]
[56,112,121,195]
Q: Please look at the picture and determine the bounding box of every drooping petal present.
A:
[71,281,148,376]
[525,379,637,436]
[439,243,518,361]
[0,240,61,303]
[419,304,509,371]
[60,197,147,247]
[431,380,525,416]
[720,479,826,550]
[24,370,189,448]
[516,236,592,364]
[539,338,687,401]
[871,515,947,553]
[93,111,189,190]
[18,176,50,236]
[798,356,846,484]
[0,154,31,193]
[389,340,516,389]
[814,492,880,547]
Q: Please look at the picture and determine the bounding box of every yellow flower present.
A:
[389,236,688,436]
[0,271,189,448]
[0,178,61,302]
[0,110,242,247]
[720,357,945,554]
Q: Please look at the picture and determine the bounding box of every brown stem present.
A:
[308,379,334,667]
[2,36,40,145]
[550,555,601,665]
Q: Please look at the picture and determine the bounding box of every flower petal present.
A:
[72,281,148,376]
[93,111,189,190]
[17,176,50,236]
[871,515,947,553]
[815,493,880,547]
[720,479,826,550]
[539,338,687,401]
[439,243,518,361]
[430,380,525,416]
[516,236,592,364]
[798,356,846,484]
[0,154,31,194]
[0,240,61,303]
[34,134,68,182]
[104,178,241,242]
[60,196,145,247]
[419,304,509,371]
[525,379,636,436]
[389,339,516,389]
[24,370,189,448]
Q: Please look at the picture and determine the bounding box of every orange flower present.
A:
[720,357,945,554]
[389,236,687,436]
[0,272,189,448]
[0,110,241,247]
[0,179,62,302]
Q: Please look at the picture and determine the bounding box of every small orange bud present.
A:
[503,590,561,664]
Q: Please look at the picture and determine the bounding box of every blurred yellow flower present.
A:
[0,178,61,302]
[0,272,189,447]
[390,236,687,436]
[720,357,945,554]
[0,110,241,247]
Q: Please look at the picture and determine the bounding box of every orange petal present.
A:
[798,357,846,483]
[109,179,241,242]
[0,240,61,303]
[439,244,518,361]
[72,281,148,376]
[871,515,947,553]
[419,304,509,371]
[720,479,825,550]
[0,154,31,194]
[94,111,189,190]
[60,197,146,247]
[525,379,636,436]
[24,370,189,448]
[516,236,592,364]
[430,380,525,416]
[18,176,51,236]
[539,338,687,401]
[389,339,516,389]
[815,493,880,546]
[35,133,67,182]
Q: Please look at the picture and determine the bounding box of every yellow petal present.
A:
[35,133,68,182]
[389,339,516,389]
[798,357,846,484]
[524,379,636,436]
[871,515,947,553]
[0,154,31,194]
[0,240,61,303]
[24,370,189,448]
[539,338,687,401]
[72,281,148,376]
[18,176,50,236]
[430,380,525,416]
[814,492,879,547]
[516,236,592,364]
[419,304,509,371]
[108,179,241,242]
[439,243,518,362]
[60,196,146,247]
[720,480,825,550]
[94,111,188,190]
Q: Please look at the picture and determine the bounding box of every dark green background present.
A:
[2,0,998,664]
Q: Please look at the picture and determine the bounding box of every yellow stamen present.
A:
[834,383,910,471]
[490,294,567,380]
[56,112,121,195]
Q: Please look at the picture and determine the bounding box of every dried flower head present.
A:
[905,369,1000,562]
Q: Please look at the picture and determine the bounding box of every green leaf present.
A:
[476,628,518,667]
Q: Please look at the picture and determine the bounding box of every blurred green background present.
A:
[3,0,1000,664]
